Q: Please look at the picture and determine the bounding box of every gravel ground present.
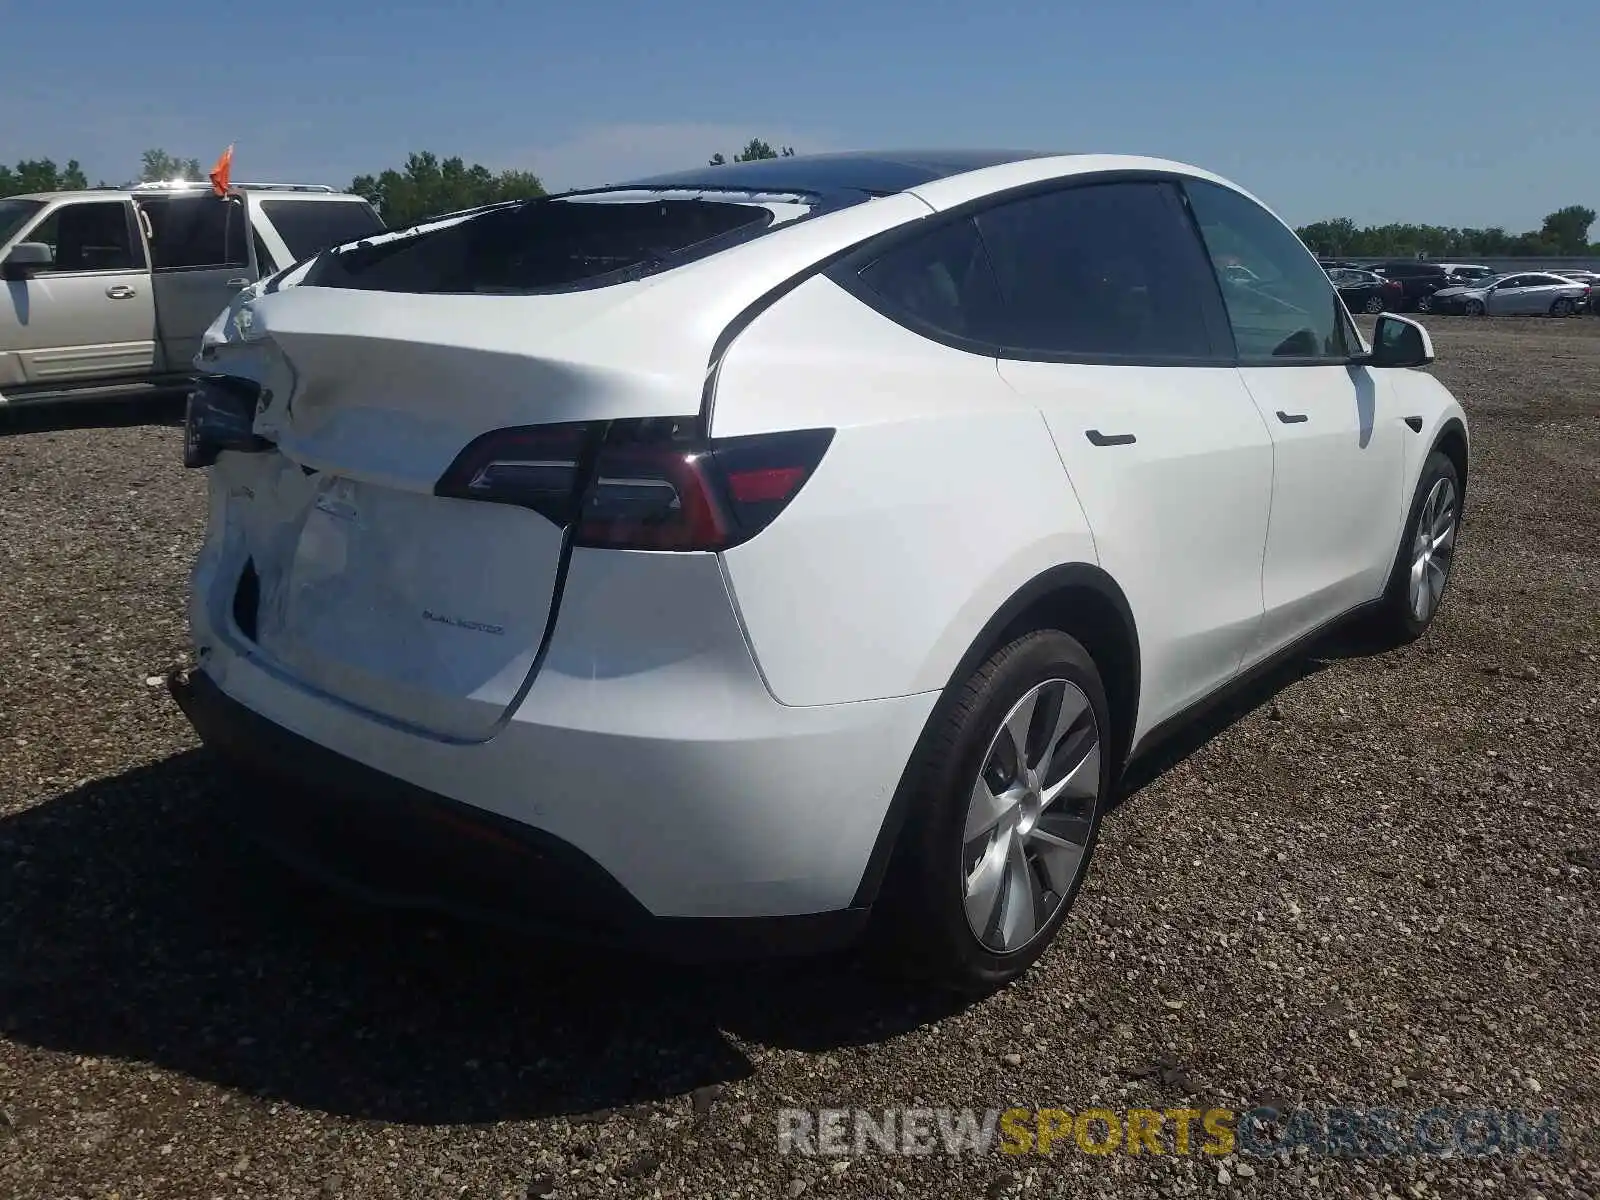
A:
[1,316,1597,1200]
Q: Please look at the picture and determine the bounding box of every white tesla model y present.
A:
[173,150,1468,991]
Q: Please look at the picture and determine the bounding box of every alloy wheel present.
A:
[1364,296,1385,313]
[1409,477,1458,623]
[961,679,1101,953]
[1417,294,1434,313]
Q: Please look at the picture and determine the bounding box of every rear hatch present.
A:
[202,189,814,741]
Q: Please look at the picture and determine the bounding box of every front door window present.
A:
[21,201,142,273]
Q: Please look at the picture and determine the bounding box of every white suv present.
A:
[172,150,1468,992]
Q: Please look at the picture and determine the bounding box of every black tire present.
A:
[1550,298,1574,317]
[867,629,1112,995]
[1369,450,1462,645]
[1415,292,1434,313]
[1463,299,1485,317]
[1363,294,1385,314]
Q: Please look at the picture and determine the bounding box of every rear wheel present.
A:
[1416,292,1434,313]
[1370,451,1461,645]
[1550,298,1575,317]
[1463,298,1485,316]
[1363,294,1385,314]
[868,630,1110,994]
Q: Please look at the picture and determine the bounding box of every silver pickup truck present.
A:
[0,180,383,407]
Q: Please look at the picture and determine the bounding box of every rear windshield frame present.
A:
[299,187,847,296]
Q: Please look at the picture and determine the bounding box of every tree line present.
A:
[0,149,205,195]
[1298,206,1599,258]
[6,144,1594,255]
[0,139,797,229]
[0,146,549,230]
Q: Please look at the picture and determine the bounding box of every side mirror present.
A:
[1368,313,1434,368]
[2,241,53,280]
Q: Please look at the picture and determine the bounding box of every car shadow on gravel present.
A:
[1115,620,1398,802]
[0,624,1397,1125]
[0,749,967,1125]
[0,395,183,435]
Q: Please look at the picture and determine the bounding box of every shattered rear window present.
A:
[302,194,784,295]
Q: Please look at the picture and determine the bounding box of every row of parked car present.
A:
[1319,257,1596,316]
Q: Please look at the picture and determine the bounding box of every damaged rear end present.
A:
[181,186,840,743]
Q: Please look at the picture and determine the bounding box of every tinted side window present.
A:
[259,199,384,261]
[1185,180,1353,361]
[139,195,249,270]
[24,201,140,273]
[974,181,1216,359]
[855,217,1005,342]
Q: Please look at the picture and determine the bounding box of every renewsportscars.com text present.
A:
[777,1105,1562,1159]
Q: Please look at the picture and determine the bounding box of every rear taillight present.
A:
[433,417,833,551]
[434,421,597,528]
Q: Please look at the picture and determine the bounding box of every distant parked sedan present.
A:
[1326,267,1405,314]
[1548,272,1600,300]
[1429,272,1591,316]
[1368,260,1455,312]
[1552,270,1599,308]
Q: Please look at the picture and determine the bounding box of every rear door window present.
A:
[304,194,782,294]
[973,180,1220,360]
[843,180,1223,361]
[138,195,248,271]
[258,199,384,261]
[853,217,1006,343]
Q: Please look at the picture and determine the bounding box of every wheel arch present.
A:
[850,562,1141,908]
[1432,416,1470,507]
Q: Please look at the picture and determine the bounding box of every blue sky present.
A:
[5,0,1596,231]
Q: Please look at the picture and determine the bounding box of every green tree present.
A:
[709,138,797,166]
[1294,209,1597,259]
[349,152,546,228]
[0,158,89,196]
[140,148,203,183]
[1297,216,1360,256]
[1537,205,1596,255]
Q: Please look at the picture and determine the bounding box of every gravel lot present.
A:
[2,317,1597,1200]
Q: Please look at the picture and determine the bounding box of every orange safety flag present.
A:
[208,144,234,195]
